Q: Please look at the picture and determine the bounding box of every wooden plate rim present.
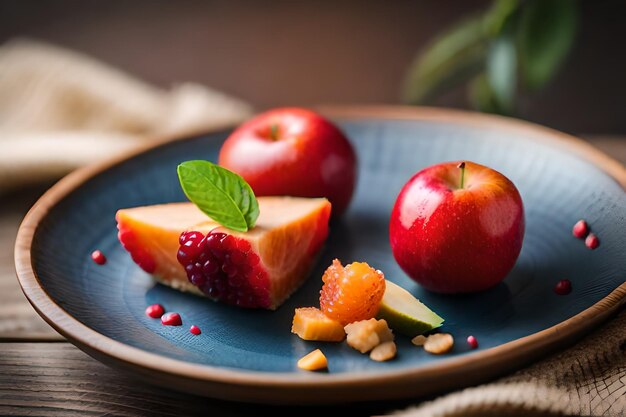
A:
[14,105,626,403]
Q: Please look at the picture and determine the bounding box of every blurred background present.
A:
[0,4,625,414]
[1,0,624,134]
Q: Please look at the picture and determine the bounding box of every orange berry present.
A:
[319,259,386,325]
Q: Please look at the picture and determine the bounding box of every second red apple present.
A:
[218,108,357,216]
[389,161,525,293]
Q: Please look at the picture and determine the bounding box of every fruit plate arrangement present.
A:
[15,106,626,404]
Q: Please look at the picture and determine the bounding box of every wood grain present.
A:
[0,343,398,417]
[0,186,62,341]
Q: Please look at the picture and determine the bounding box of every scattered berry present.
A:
[423,333,454,355]
[319,259,386,325]
[91,250,107,265]
[177,231,270,309]
[585,233,599,250]
[467,335,478,349]
[161,312,182,326]
[554,279,572,295]
[190,325,202,335]
[572,220,588,239]
[145,304,165,318]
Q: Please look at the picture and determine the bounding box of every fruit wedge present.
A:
[297,349,328,371]
[116,196,331,310]
[376,280,444,336]
[291,307,345,342]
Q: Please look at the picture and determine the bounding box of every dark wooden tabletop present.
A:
[1,136,624,416]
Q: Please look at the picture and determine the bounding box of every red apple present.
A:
[389,161,524,293]
[218,108,357,216]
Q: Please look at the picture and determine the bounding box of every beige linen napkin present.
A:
[391,309,625,417]
[0,38,253,191]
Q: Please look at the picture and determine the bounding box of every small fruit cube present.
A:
[411,335,427,346]
[291,307,346,342]
[370,341,397,362]
[344,318,394,353]
[423,333,454,354]
[297,349,328,371]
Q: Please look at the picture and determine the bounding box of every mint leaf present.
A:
[177,160,259,232]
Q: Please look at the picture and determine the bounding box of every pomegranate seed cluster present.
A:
[177,231,270,308]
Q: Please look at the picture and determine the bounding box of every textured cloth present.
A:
[0,39,253,191]
[392,309,625,417]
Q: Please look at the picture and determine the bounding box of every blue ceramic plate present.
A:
[16,107,626,404]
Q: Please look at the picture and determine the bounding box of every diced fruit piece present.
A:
[411,335,427,346]
[297,349,328,371]
[370,341,397,362]
[116,197,331,310]
[344,318,394,354]
[291,307,345,342]
[376,280,444,337]
[319,259,386,325]
[423,333,454,354]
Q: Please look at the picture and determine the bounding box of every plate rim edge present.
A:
[13,105,626,404]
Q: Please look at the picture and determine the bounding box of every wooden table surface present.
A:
[1,136,624,416]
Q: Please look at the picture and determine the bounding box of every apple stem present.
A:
[270,123,279,141]
[458,161,466,189]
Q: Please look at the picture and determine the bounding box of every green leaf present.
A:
[486,25,517,114]
[468,73,502,114]
[402,0,520,105]
[402,16,489,104]
[518,0,578,90]
[483,0,520,36]
[177,160,259,232]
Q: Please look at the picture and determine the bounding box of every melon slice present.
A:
[376,280,444,336]
[116,196,331,310]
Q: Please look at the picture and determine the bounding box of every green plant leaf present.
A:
[402,0,520,105]
[468,73,501,114]
[487,25,517,114]
[402,16,489,104]
[177,160,259,232]
[483,0,520,36]
[518,0,578,90]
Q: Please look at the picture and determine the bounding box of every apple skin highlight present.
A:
[389,161,525,293]
[218,107,357,216]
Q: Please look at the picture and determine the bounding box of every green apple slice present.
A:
[377,280,444,337]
